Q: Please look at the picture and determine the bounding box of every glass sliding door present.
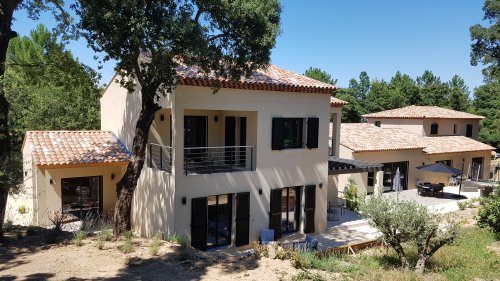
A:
[61,176,103,219]
[280,187,300,234]
[381,161,409,192]
[207,194,232,248]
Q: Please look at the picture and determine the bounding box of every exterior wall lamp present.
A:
[182,197,187,205]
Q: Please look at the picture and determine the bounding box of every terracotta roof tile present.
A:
[176,64,336,94]
[363,106,484,120]
[339,124,495,154]
[330,97,348,107]
[24,131,130,167]
[420,136,495,154]
[339,123,426,152]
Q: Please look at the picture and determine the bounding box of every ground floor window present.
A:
[61,176,102,219]
[471,157,484,180]
[367,172,375,194]
[382,161,408,192]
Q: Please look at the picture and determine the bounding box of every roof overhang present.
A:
[328,157,383,175]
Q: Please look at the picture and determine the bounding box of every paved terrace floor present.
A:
[279,185,480,250]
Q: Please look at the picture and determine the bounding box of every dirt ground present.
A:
[0,208,480,281]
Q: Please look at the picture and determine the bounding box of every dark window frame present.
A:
[430,123,439,135]
[374,121,381,127]
[282,118,304,149]
[61,176,103,219]
[466,124,473,137]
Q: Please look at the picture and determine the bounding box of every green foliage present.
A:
[333,88,364,123]
[457,201,467,211]
[291,271,325,281]
[472,82,500,148]
[5,25,101,148]
[120,232,135,253]
[358,195,458,272]
[477,190,500,238]
[470,0,500,81]
[344,177,360,211]
[304,67,337,85]
[251,241,269,259]
[150,233,163,256]
[73,230,86,247]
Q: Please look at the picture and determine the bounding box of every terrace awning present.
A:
[328,157,383,175]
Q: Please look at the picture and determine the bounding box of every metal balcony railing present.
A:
[149,143,172,173]
[184,146,253,175]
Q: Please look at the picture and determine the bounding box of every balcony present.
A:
[184,146,253,175]
[148,144,254,175]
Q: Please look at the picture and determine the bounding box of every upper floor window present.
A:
[453,124,457,134]
[374,121,381,127]
[466,124,473,137]
[272,117,319,150]
[430,123,439,135]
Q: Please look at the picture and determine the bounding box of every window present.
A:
[436,160,452,167]
[62,176,102,219]
[367,172,375,195]
[374,121,381,127]
[466,124,473,137]
[430,123,438,135]
[272,117,319,150]
[453,124,457,134]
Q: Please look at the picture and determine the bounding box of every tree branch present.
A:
[208,32,229,42]
[194,8,203,23]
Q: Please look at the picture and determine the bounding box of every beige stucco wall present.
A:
[27,164,126,226]
[366,117,480,139]
[422,119,480,139]
[337,146,424,195]
[423,151,492,184]
[172,86,330,242]
[102,80,331,243]
[367,118,424,136]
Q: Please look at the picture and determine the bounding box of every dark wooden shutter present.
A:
[235,192,250,247]
[306,118,319,149]
[225,117,236,164]
[191,197,207,251]
[272,118,284,150]
[304,185,316,233]
[270,189,283,239]
[239,117,247,165]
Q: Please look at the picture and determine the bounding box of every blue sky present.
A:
[12,0,486,90]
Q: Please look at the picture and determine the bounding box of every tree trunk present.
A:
[414,254,427,274]
[0,187,8,239]
[113,90,160,235]
[390,241,410,269]
[0,0,22,238]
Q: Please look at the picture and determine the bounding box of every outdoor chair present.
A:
[259,229,275,245]
[327,202,339,221]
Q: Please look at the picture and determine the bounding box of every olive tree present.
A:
[359,194,458,274]
[75,0,281,235]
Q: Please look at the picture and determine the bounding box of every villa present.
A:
[335,106,495,195]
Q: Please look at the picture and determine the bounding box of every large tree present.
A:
[470,0,500,82]
[304,66,337,85]
[473,82,500,148]
[6,24,101,148]
[76,0,281,235]
[0,0,72,238]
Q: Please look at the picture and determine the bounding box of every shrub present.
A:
[96,239,105,250]
[120,231,134,253]
[73,230,86,247]
[477,193,500,238]
[458,201,467,210]
[47,211,69,232]
[250,241,269,259]
[150,233,162,256]
[345,177,361,211]
[44,231,59,244]
[2,220,13,232]
[98,226,112,242]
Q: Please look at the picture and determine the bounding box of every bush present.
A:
[458,201,467,210]
[47,211,69,232]
[477,193,500,238]
[44,231,59,244]
[120,231,134,253]
[345,177,361,211]
[291,271,325,281]
[124,230,133,240]
[150,233,162,256]
[73,230,86,247]
[250,241,269,259]
[2,220,13,232]
[96,239,105,250]
[26,226,38,236]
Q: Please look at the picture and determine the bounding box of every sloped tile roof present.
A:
[339,123,426,152]
[363,106,484,120]
[420,136,495,154]
[24,131,130,167]
[330,96,348,107]
[176,64,336,94]
[339,124,495,154]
